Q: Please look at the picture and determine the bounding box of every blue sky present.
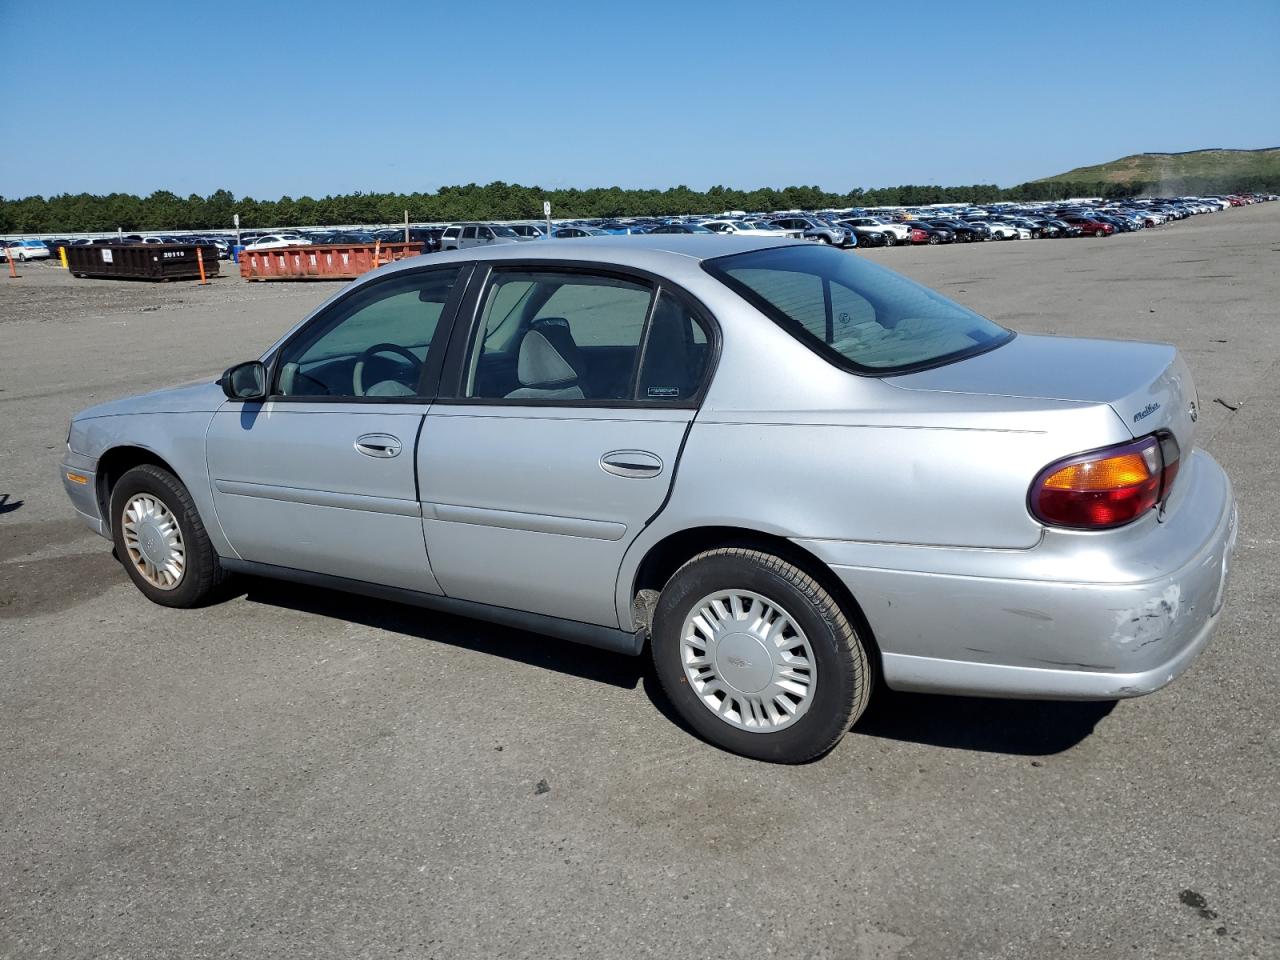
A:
[1,0,1277,198]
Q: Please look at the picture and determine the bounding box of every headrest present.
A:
[517,321,584,388]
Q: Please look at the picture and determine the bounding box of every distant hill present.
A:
[1037,147,1280,186]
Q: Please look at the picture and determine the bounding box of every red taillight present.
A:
[1030,434,1180,530]
[910,228,927,241]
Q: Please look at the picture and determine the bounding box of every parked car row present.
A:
[426,193,1273,253]
[5,193,1272,263]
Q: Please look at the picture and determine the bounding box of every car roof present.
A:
[468,233,796,262]
[365,234,804,288]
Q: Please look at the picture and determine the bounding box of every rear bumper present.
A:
[60,453,106,537]
[799,449,1237,700]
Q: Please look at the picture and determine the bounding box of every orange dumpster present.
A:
[239,242,424,281]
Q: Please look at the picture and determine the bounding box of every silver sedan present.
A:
[60,235,1237,762]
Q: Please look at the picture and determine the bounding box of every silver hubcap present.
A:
[122,494,185,589]
[680,589,816,734]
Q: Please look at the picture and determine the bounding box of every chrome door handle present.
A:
[354,434,402,458]
[600,450,663,479]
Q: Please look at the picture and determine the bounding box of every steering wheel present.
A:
[352,343,423,397]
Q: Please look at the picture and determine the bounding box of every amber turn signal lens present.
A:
[1041,452,1151,491]
[65,472,89,485]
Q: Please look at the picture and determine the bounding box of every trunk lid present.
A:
[885,334,1198,449]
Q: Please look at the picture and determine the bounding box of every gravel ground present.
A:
[1,206,1278,959]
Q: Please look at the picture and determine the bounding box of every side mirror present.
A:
[221,360,267,400]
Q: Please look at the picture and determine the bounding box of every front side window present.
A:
[461,226,477,239]
[705,244,1011,374]
[275,267,461,398]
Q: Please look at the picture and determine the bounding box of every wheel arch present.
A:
[96,445,182,532]
[628,525,881,668]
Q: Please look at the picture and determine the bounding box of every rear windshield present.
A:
[704,244,1012,374]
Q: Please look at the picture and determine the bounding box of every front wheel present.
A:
[109,464,228,607]
[927,234,940,245]
[1095,228,1106,238]
[651,548,873,763]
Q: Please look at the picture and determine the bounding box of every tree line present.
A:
[2,175,1276,233]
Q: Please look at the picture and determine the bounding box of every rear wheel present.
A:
[1095,228,1106,238]
[651,548,872,763]
[109,464,228,607]
[927,234,940,245]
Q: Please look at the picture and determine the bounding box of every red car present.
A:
[1060,216,1115,238]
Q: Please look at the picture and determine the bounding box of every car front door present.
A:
[418,265,715,626]
[206,264,469,592]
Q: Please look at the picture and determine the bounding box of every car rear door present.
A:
[417,263,716,627]
[205,264,469,592]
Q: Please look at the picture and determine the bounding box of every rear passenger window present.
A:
[467,271,653,402]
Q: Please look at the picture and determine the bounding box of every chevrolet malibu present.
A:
[60,236,1237,763]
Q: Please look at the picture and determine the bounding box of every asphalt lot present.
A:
[2,206,1278,959]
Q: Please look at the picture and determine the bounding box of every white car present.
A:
[244,234,312,251]
[985,221,1031,241]
[842,216,911,244]
[700,219,796,239]
[4,239,52,261]
[744,220,806,239]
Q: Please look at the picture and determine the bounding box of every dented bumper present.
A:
[799,449,1238,700]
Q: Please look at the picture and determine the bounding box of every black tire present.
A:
[816,235,832,244]
[1095,228,1106,238]
[927,234,940,245]
[883,234,895,247]
[109,464,228,608]
[650,548,873,763]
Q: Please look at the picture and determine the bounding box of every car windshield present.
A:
[705,244,1011,374]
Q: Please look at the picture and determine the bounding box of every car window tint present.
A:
[467,271,654,402]
[707,244,1009,373]
[636,290,711,402]
[276,267,461,398]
